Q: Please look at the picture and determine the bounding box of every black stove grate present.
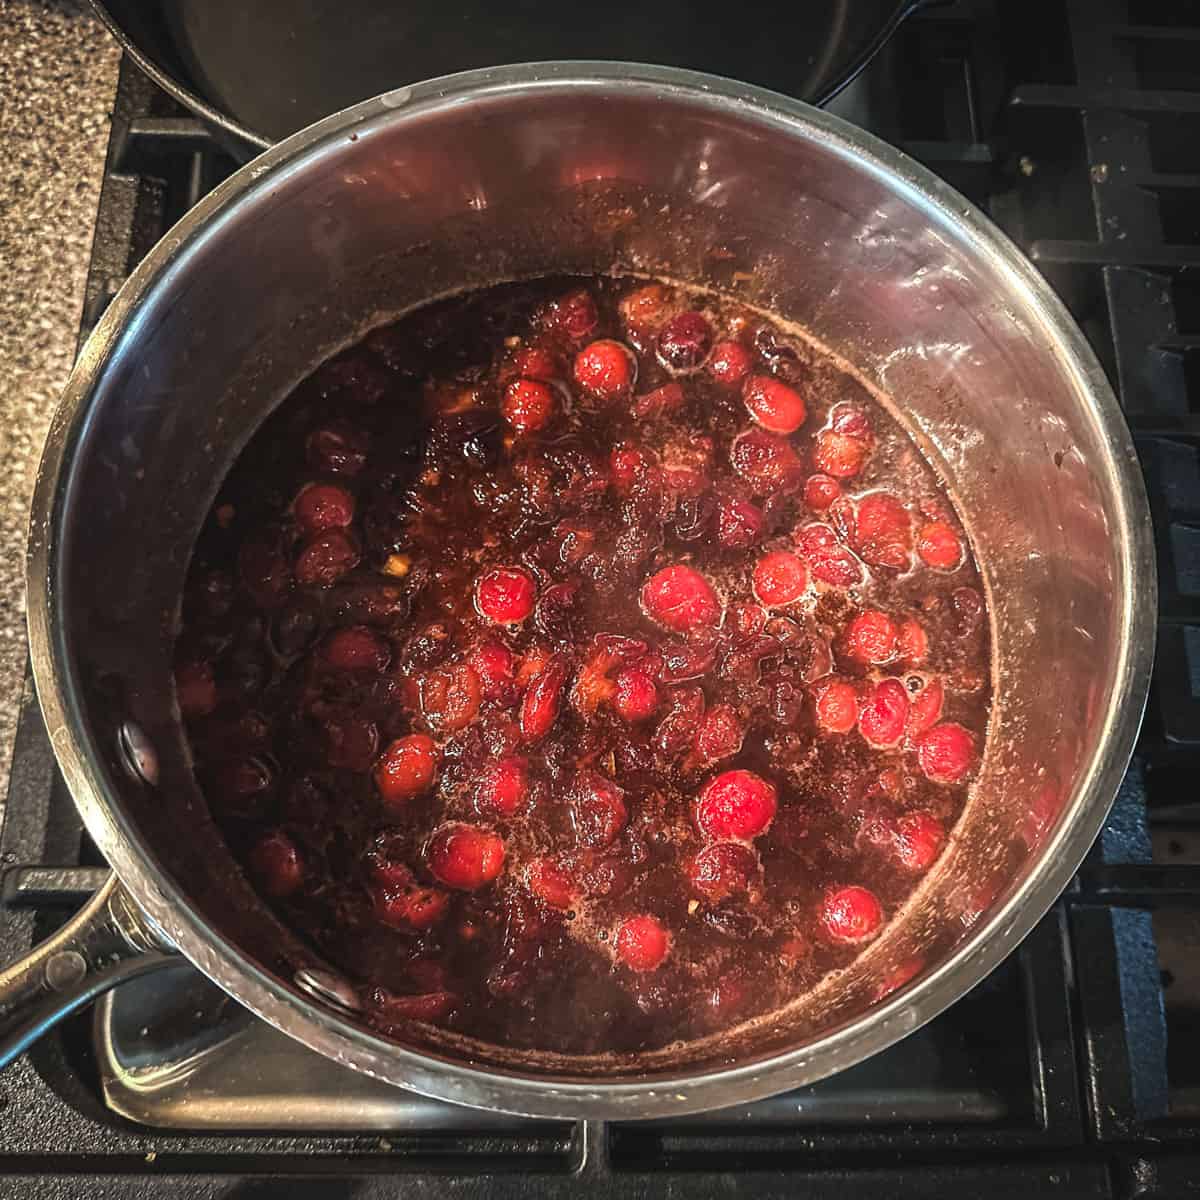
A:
[3,1,1200,1195]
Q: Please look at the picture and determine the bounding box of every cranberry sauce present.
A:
[175,276,991,1055]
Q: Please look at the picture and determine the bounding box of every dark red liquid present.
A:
[176,276,991,1054]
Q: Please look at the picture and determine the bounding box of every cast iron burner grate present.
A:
[2,1,1199,1196]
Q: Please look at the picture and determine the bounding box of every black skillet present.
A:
[90,0,934,158]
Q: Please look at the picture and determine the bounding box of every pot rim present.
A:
[26,61,1156,1119]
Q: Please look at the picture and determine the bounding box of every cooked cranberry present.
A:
[794,523,864,587]
[573,339,635,402]
[730,428,802,495]
[306,422,369,476]
[526,856,576,909]
[295,530,360,587]
[320,625,390,672]
[633,381,686,421]
[468,639,516,703]
[730,602,767,640]
[715,495,764,549]
[427,822,505,890]
[520,654,569,741]
[916,722,977,783]
[951,586,985,635]
[893,811,946,871]
[610,444,650,495]
[509,345,559,380]
[475,756,529,818]
[687,842,757,902]
[657,631,719,683]
[619,283,672,327]
[858,679,910,748]
[420,663,481,734]
[742,375,806,434]
[855,492,912,570]
[248,831,304,898]
[802,473,840,512]
[814,678,858,734]
[657,311,713,371]
[613,667,658,722]
[239,538,293,608]
[752,550,808,608]
[640,565,721,633]
[708,339,752,386]
[375,734,438,806]
[371,862,450,930]
[293,483,356,537]
[571,771,628,848]
[615,915,670,971]
[917,521,964,571]
[501,378,556,433]
[843,610,898,664]
[369,986,457,1024]
[534,581,581,644]
[653,686,706,757]
[820,885,883,944]
[814,430,869,479]
[175,660,217,718]
[897,618,928,665]
[322,714,379,771]
[906,677,944,740]
[552,289,599,339]
[216,756,274,804]
[475,566,536,624]
[694,704,744,763]
[695,770,777,841]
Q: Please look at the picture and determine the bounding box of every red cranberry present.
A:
[248,831,303,898]
[803,473,841,512]
[615,914,670,971]
[427,822,505,890]
[374,734,438,806]
[752,550,809,608]
[293,482,355,536]
[520,654,569,742]
[687,842,757,902]
[573,339,635,402]
[475,566,536,624]
[820,884,883,944]
[370,861,450,930]
[855,492,912,570]
[694,703,744,763]
[906,677,944,740]
[552,289,599,339]
[613,667,658,722]
[175,660,217,718]
[611,444,650,495]
[509,345,559,380]
[917,521,964,571]
[502,379,556,433]
[814,678,858,734]
[951,586,985,635]
[657,311,713,371]
[653,685,706,758]
[916,722,976,784]
[893,811,946,872]
[320,625,390,672]
[814,430,869,478]
[640,565,721,633]
[695,769,778,841]
[420,663,482,734]
[295,530,360,587]
[742,375,807,434]
[619,283,672,327]
[475,756,529,818]
[716,496,764,549]
[322,714,380,771]
[526,857,576,910]
[897,618,928,665]
[730,429,802,495]
[858,679,910,748]
[794,523,864,587]
[843,610,898,664]
[571,771,628,848]
[369,986,457,1024]
[730,602,767,640]
[468,639,516,703]
[708,339,752,386]
[306,422,369,476]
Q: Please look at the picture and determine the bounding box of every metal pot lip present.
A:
[27,62,1157,1119]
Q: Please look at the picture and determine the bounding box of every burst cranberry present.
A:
[306,422,369,475]
[468,639,516,702]
[502,378,556,433]
[893,811,946,871]
[917,521,964,570]
[371,862,450,930]
[427,823,505,890]
[794,523,864,587]
[571,772,628,848]
[613,667,658,722]
[844,610,898,664]
[526,857,576,910]
[742,375,807,434]
[370,986,457,1024]
[239,538,293,608]
[730,602,767,640]
[175,660,217,718]
[695,704,744,762]
[687,842,757,902]
[510,345,558,380]
[708,339,752,386]
[820,885,883,944]
[752,550,808,608]
[320,625,390,672]
[730,429,802,495]
[374,734,438,806]
[814,431,869,479]
[814,679,858,734]
[615,915,670,971]
[640,565,721,633]
[855,492,911,570]
[420,663,482,734]
[293,483,355,535]
[653,686,706,757]
[611,445,650,494]
[633,381,686,420]
[897,618,928,665]
[520,654,569,741]
[474,756,529,818]
[695,770,778,841]
[716,495,764,549]
[803,473,840,512]
[916,722,977,783]
[657,311,713,370]
[248,831,303,898]
[552,289,599,339]
[906,677,944,740]
[619,282,672,327]
[573,339,635,401]
[295,530,360,586]
[858,679,910,748]
[475,566,536,624]
[952,586,985,636]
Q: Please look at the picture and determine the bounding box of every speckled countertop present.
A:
[0,1,120,799]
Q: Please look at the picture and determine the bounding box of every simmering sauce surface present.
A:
[176,276,991,1053]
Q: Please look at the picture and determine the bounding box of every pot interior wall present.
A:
[55,79,1134,1077]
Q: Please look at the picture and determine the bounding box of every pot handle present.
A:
[0,872,178,1070]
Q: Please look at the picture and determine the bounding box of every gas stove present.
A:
[2,0,1199,1195]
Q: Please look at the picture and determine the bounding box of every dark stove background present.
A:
[2,0,1200,1195]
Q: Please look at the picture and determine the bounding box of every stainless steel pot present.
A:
[3,63,1154,1119]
